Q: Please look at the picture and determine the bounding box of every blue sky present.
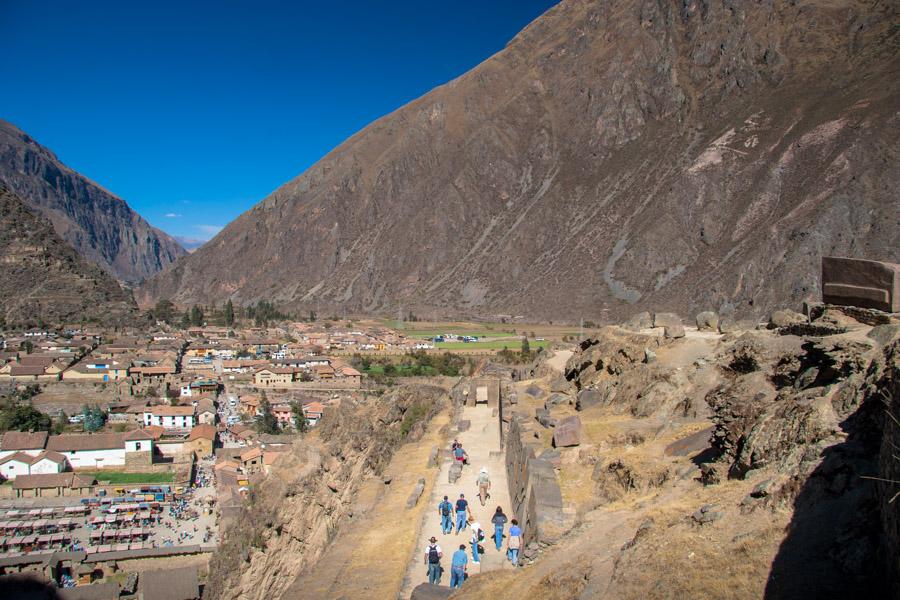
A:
[0,0,557,245]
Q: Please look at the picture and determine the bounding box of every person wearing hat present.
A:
[476,467,491,506]
[469,521,484,563]
[424,536,443,585]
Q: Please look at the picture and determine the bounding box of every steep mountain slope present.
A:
[139,0,899,321]
[0,187,136,327]
[0,120,185,285]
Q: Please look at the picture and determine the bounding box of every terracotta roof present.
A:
[47,433,125,452]
[1,430,48,451]
[240,447,263,461]
[8,365,48,376]
[143,425,165,439]
[0,451,38,465]
[147,406,195,416]
[188,424,217,441]
[124,428,154,441]
[12,472,96,489]
[17,355,57,367]
[35,450,68,464]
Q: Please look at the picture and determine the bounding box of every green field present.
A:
[86,471,175,484]
[434,339,550,350]
[363,364,438,376]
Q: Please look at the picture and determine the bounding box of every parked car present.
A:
[68,415,84,423]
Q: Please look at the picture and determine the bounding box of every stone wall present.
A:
[822,256,900,313]
[504,415,565,558]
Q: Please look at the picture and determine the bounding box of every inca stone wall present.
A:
[504,415,565,559]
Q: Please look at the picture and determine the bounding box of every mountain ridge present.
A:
[0,119,186,285]
[139,0,900,320]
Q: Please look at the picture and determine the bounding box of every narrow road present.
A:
[401,403,513,596]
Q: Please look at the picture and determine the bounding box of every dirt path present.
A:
[400,403,513,597]
[546,349,573,373]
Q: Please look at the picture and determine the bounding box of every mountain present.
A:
[138,0,900,321]
[0,186,136,327]
[0,120,186,285]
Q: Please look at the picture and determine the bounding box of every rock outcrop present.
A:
[0,120,185,284]
[0,187,136,327]
[139,0,899,320]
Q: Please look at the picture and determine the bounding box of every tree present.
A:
[20,340,33,354]
[224,300,235,326]
[82,404,106,432]
[255,395,279,434]
[180,312,190,329]
[0,399,52,432]
[291,401,309,433]
[153,299,175,323]
[308,310,317,323]
[521,337,531,355]
[190,305,204,327]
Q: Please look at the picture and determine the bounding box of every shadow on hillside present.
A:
[0,574,60,600]
[763,398,888,599]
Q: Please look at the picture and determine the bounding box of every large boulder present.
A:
[664,323,685,339]
[696,311,719,331]
[576,384,611,411]
[768,309,807,329]
[552,416,582,447]
[535,408,558,428]
[624,311,653,331]
[653,312,683,329]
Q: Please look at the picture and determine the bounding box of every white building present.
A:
[0,450,67,480]
[47,433,127,470]
[143,406,196,430]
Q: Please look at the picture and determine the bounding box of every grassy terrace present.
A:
[85,471,175,484]
[433,339,550,350]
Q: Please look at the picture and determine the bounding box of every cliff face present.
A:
[0,187,136,327]
[0,120,185,285]
[140,0,899,320]
[205,384,446,600]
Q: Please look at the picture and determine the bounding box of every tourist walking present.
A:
[470,521,483,564]
[453,443,468,465]
[455,493,470,534]
[438,495,453,535]
[507,519,522,567]
[424,536,443,585]
[450,544,468,588]
[476,467,491,506]
[491,506,508,551]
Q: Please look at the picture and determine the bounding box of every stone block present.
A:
[457,420,471,433]
[535,408,557,428]
[448,462,462,484]
[545,393,569,407]
[822,256,900,312]
[664,323,685,339]
[576,387,606,411]
[552,416,582,447]
[539,449,561,468]
[427,446,440,468]
[653,312,682,329]
[624,311,653,331]
[695,311,719,331]
[410,583,453,600]
[664,426,714,457]
[768,309,806,328]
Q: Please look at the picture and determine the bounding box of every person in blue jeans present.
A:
[491,506,508,551]
[455,493,470,534]
[507,519,522,567]
[423,537,443,585]
[438,495,453,535]
[469,522,482,563]
[450,544,468,588]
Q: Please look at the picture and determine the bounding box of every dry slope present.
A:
[0,186,136,327]
[140,0,899,321]
[0,119,185,285]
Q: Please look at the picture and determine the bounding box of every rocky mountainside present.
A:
[140,0,899,321]
[0,120,185,285]
[0,187,136,327]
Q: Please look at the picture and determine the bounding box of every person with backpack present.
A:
[507,518,522,567]
[476,467,491,506]
[438,495,453,534]
[469,521,484,564]
[455,493,471,534]
[491,506,508,551]
[424,536,443,585]
[450,543,468,588]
